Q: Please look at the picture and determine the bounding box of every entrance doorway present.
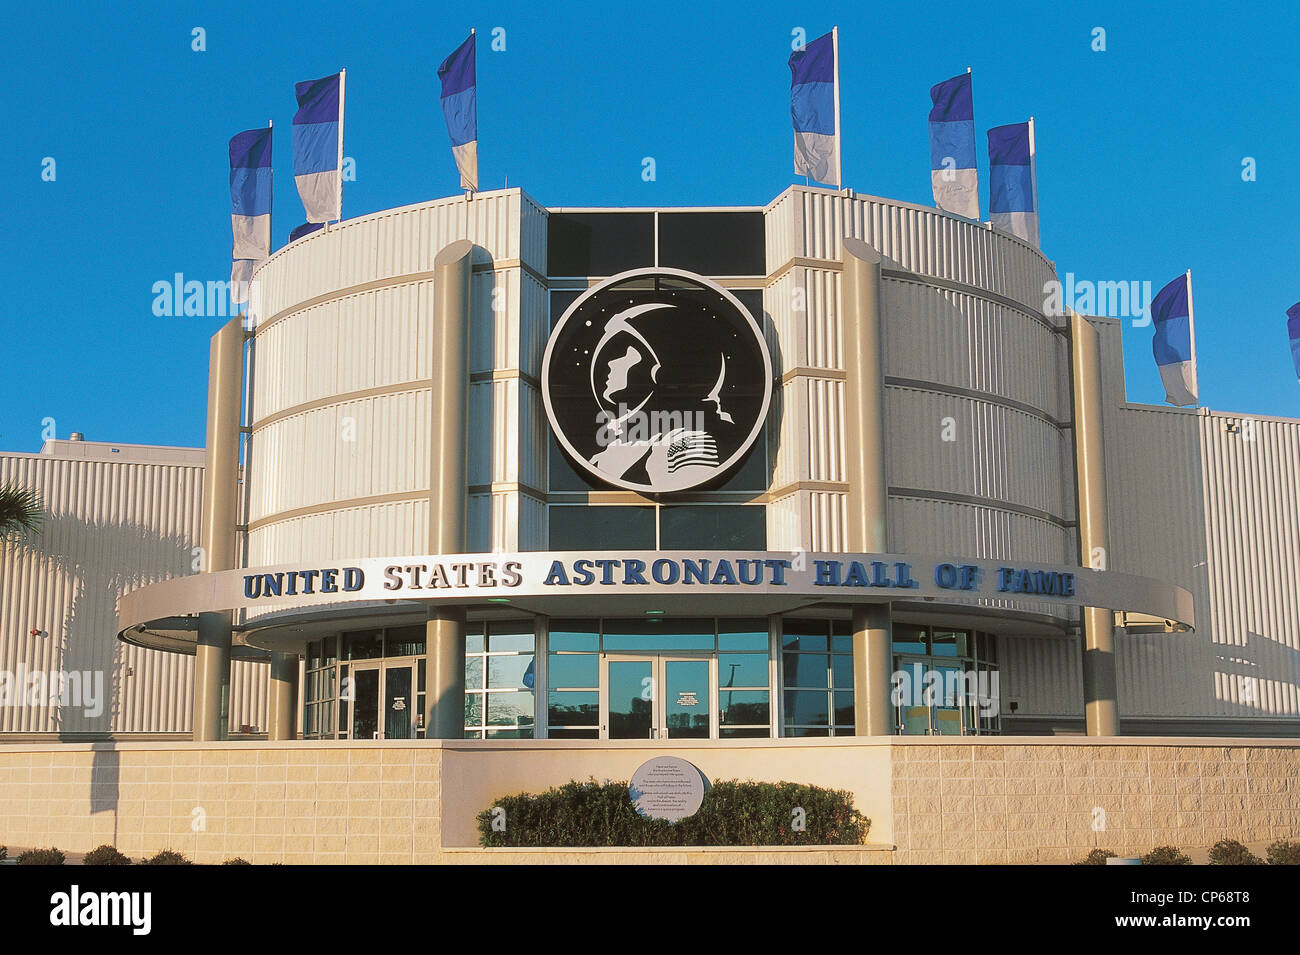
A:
[349,662,419,740]
[600,653,712,739]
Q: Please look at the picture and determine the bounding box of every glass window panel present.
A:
[783,689,830,726]
[323,635,336,662]
[548,433,602,492]
[784,725,830,738]
[548,505,656,550]
[486,727,535,739]
[832,653,854,689]
[487,690,534,726]
[385,625,426,657]
[665,659,710,739]
[548,691,599,726]
[719,690,769,726]
[657,211,766,276]
[465,627,485,654]
[721,727,771,738]
[892,624,928,655]
[781,620,829,651]
[487,654,536,690]
[783,652,829,688]
[603,617,713,652]
[547,727,600,739]
[417,659,425,693]
[833,691,856,725]
[345,631,383,660]
[547,211,654,277]
[464,656,484,690]
[831,620,853,654]
[487,624,535,653]
[548,621,599,651]
[658,505,766,550]
[718,619,769,651]
[718,653,769,688]
[548,652,598,688]
[464,693,483,728]
[931,629,965,657]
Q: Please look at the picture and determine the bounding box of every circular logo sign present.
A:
[629,756,708,823]
[542,269,772,493]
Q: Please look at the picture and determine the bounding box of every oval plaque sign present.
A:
[629,756,707,823]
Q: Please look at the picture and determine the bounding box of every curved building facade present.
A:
[111,185,1300,745]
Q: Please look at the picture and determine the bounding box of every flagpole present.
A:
[336,68,346,224]
[267,118,273,263]
[1027,115,1039,246]
[1186,268,1200,406]
[832,25,842,190]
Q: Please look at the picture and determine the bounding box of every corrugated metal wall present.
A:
[0,450,267,734]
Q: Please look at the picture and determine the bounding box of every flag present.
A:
[438,33,478,191]
[229,126,272,306]
[987,121,1038,246]
[1287,302,1300,384]
[290,221,324,243]
[789,29,839,186]
[293,71,344,222]
[1151,273,1198,407]
[929,72,978,219]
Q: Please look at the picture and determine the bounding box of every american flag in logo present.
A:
[666,432,720,473]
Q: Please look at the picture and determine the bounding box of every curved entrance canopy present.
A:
[117,550,1196,654]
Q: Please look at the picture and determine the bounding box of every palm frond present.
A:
[0,482,43,538]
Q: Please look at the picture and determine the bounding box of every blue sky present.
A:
[2,0,1297,453]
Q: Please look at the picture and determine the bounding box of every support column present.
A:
[1070,313,1120,736]
[842,236,894,735]
[424,239,473,739]
[268,651,299,741]
[194,317,244,741]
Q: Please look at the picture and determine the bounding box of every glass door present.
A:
[384,665,414,740]
[603,656,656,739]
[663,657,711,739]
[351,665,381,740]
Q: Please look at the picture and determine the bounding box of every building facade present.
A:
[5,186,1299,746]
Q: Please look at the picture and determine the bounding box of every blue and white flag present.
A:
[438,33,478,191]
[929,72,978,219]
[229,126,272,305]
[289,221,324,243]
[1287,302,1300,384]
[987,121,1038,246]
[293,71,344,223]
[1151,273,1198,407]
[789,28,839,186]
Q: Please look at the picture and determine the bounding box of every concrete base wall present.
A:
[0,738,1297,864]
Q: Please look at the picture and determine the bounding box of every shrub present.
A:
[1074,848,1117,865]
[16,847,66,865]
[82,844,131,866]
[1266,839,1300,865]
[140,849,192,865]
[0,845,6,862]
[1141,845,1192,865]
[221,857,251,865]
[1208,839,1263,865]
[477,778,869,847]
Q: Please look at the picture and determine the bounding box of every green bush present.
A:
[140,849,192,865]
[1266,839,1300,865]
[1074,848,1117,865]
[82,844,131,866]
[0,845,6,862]
[17,847,66,865]
[1141,845,1192,865]
[221,857,251,865]
[1208,839,1263,865]
[477,778,869,847]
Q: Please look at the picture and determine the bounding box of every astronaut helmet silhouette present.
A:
[589,302,738,490]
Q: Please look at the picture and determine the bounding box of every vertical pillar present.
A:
[425,239,473,739]
[194,317,244,741]
[268,651,299,741]
[842,236,894,735]
[1070,313,1120,736]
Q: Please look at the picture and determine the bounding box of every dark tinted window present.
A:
[548,212,654,277]
[659,505,766,550]
[549,505,655,549]
[657,212,765,276]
